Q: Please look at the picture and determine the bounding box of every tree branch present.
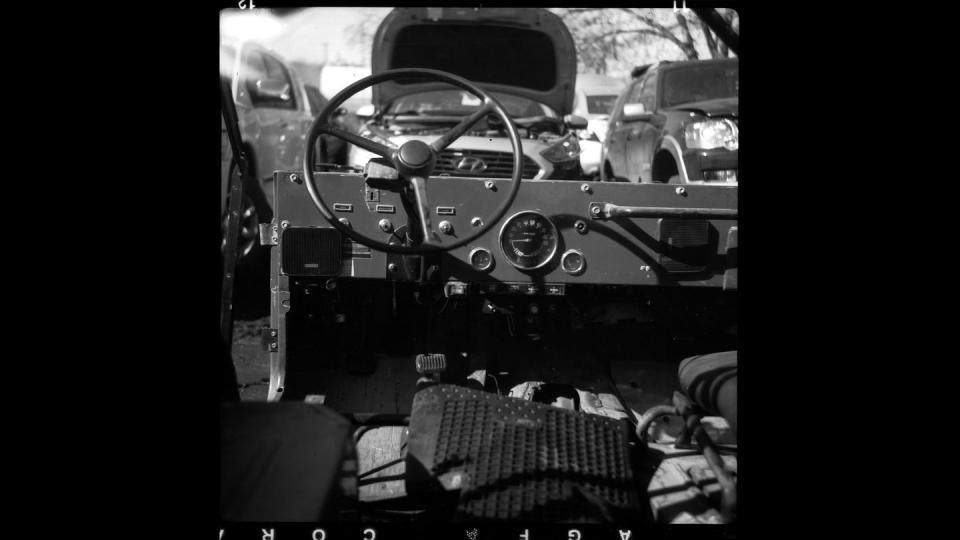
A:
[700,19,718,59]
[674,11,699,60]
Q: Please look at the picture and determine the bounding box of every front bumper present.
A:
[681,148,738,184]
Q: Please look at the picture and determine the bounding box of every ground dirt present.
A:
[231,317,271,401]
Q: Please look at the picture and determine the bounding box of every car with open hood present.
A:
[601,58,738,185]
[346,7,587,180]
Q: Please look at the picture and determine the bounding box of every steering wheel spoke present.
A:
[408,176,441,247]
[320,125,397,159]
[429,100,495,153]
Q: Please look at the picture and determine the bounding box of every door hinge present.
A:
[261,327,278,352]
[259,223,278,246]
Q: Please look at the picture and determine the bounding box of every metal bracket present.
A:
[589,201,737,220]
[261,327,278,352]
[259,223,278,246]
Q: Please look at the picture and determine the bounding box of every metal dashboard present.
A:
[271,171,738,289]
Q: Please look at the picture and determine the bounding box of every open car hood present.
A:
[371,7,577,116]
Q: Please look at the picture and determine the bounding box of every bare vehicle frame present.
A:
[221,7,739,526]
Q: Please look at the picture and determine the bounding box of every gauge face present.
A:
[469,247,494,271]
[499,211,559,270]
[561,249,585,275]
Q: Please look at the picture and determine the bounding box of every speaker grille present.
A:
[281,227,342,276]
[658,219,710,273]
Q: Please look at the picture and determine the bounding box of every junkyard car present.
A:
[346,8,587,180]
[573,74,627,179]
[601,59,738,184]
[221,7,738,527]
[220,40,314,256]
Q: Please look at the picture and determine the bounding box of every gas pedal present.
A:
[415,353,447,376]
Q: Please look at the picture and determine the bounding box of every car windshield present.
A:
[386,90,553,118]
[585,94,618,115]
[661,63,739,108]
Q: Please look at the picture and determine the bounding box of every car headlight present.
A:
[539,132,581,163]
[576,129,600,143]
[684,119,738,151]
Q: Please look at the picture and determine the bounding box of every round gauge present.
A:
[561,249,586,275]
[498,211,559,270]
[469,247,494,271]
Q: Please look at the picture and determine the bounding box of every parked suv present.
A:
[220,40,314,256]
[601,58,738,184]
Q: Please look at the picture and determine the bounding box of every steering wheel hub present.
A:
[398,140,433,168]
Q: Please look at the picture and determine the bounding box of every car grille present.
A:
[434,149,541,179]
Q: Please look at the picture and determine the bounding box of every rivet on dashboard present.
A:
[387,263,398,273]
[676,186,687,196]
[471,217,483,227]
[485,181,495,190]
[339,218,351,227]
[580,183,591,193]
[379,219,393,232]
[280,220,289,228]
[574,220,588,234]
[439,220,453,234]
[289,173,300,183]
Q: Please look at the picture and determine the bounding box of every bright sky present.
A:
[221,7,390,66]
[220,7,734,79]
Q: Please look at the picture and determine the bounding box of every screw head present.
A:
[289,173,300,183]
[338,218,351,227]
[387,263,398,272]
[676,186,687,196]
[574,220,587,233]
[439,220,453,234]
[280,220,289,228]
[378,218,393,232]
[591,205,601,216]
[485,181,495,190]
[471,217,483,227]
[580,183,591,193]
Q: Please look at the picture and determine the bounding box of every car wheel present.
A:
[221,193,260,258]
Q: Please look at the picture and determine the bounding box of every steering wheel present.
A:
[303,68,523,254]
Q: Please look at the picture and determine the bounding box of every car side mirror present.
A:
[622,103,653,123]
[252,79,291,101]
[355,104,376,118]
[564,114,588,130]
